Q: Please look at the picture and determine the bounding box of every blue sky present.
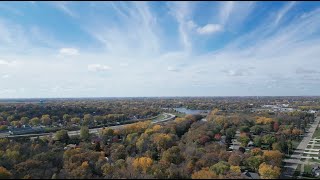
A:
[1,1,320,98]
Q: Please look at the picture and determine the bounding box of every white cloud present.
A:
[0,59,17,67]
[0,60,9,65]
[120,63,129,67]
[197,24,223,35]
[59,48,79,56]
[2,74,9,79]
[167,66,179,72]
[88,64,111,72]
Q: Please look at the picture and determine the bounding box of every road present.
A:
[1,113,176,139]
[281,115,320,179]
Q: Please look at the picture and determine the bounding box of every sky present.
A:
[0,1,320,98]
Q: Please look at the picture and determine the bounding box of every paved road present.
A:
[281,116,320,179]
[1,113,176,139]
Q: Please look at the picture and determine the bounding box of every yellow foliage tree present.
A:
[123,121,151,134]
[132,157,153,173]
[258,163,281,179]
[256,117,273,124]
[263,150,283,167]
[152,133,175,151]
[292,128,302,136]
[251,148,263,156]
[191,167,218,179]
[153,124,162,131]
[230,166,241,173]
[81,161,89,169]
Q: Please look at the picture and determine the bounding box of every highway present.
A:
[0,113,176,139]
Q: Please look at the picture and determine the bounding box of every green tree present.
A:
[250,125,263,135]
[83,114,93,126]
[240,126,250,133]
[262,134,276,149]
[210,161,230,175]
[254,136,262,147]
[80,126,90,141]
[238,135,250,147]
[245,155,263,172]
[55,130,69,143]
[161,146,184,164]
[20,117,30,124]
[63,114,71,122]
[30,117,40,126]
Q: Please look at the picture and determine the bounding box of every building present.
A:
[241,171,260,179]
[312,166,320,177]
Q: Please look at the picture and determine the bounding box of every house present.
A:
[241,170,260,179]
[248,141,254,147]
[312,166,320,177]
[64,144,77,150]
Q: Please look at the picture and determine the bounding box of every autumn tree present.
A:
[71,117,81,124]
[230,166,241,173]
[41,114,51,125]
[263,150,283,167]
[152,133,176,152]
[228,152,242,166]
[132,157,153,173]
[161,146,184,165]
[191,168,218,179]
[258,162,281,179]
[0,166,12,179]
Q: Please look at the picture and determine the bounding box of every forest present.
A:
[0,97,317,179]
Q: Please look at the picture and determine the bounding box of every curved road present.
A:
[2,113,176,139]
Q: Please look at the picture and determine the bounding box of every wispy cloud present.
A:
[0,2,320,97]
[85,2,160,57]
[88,64,111,72]
[274,1,296,25]
[167,66,179,72]
[51,2,78,18]
[219,1,234,25]
[1,74,10,79]
[0,59,18,67]
[59,48,79,56]
[168,2,194,52]
[119,63,129,67]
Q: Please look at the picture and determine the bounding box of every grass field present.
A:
[171,112,186,118]
[312,126,320,138]
[310,158,320,163]
[303,153,319,157]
